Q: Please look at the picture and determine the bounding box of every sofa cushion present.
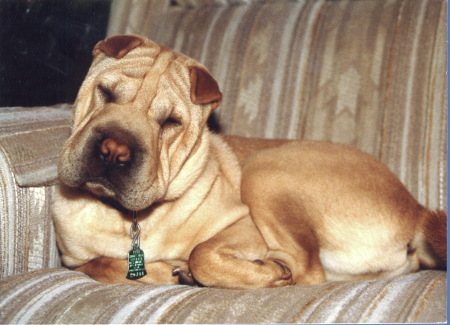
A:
[0,269,447,323]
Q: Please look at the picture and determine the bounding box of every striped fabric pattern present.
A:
[0,269,446,323]
[0,105,70,278]
[171,0,313,8]
[173,0,254,7]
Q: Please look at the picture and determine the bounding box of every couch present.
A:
[0,0,447,323]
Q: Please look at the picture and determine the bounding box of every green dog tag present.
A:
[126,244,147,280]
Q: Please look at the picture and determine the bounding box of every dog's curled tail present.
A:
[414,209,447,270]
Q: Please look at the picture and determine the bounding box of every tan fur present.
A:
[52,35,446,289]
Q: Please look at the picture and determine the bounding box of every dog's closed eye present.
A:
[98,84,116,103]
[160,116,182,128]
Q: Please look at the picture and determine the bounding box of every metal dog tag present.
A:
[126,211,147,280]
[126,244,147,280]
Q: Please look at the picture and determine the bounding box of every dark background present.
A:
[0,0,112,107]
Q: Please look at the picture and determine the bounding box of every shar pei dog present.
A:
[52,35,446,289]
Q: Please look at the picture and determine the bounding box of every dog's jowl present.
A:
[52,35,447,289]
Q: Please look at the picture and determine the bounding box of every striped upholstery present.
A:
[0,0,447,323]
[172,0,255,7]
[0,269,446,323]
[0,105,70,279]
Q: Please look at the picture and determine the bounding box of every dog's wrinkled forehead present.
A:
[74,35,181,110]
[72,35,222,125]
[88,35,180,105]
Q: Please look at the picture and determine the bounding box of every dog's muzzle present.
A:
[59,124,152,211]
[82,132,136,197]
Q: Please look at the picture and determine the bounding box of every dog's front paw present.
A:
[172,266,204,286]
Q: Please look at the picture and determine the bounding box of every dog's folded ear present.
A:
[189,66,222,110]
[93,35,144,59]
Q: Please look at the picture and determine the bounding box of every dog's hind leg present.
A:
[244,193,326,285]
[240,159,326,285]
[186,216,295,289]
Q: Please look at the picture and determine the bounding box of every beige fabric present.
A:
[0,269,446,323]
[107,0,170,39]
[170,0,303,8]
[172,0,253,7]
[0,184,61,278]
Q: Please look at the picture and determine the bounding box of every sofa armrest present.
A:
[0,104,72,278]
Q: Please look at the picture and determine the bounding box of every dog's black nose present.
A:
[100,138,131,165]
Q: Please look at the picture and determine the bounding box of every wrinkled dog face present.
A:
[58,35,222,211]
